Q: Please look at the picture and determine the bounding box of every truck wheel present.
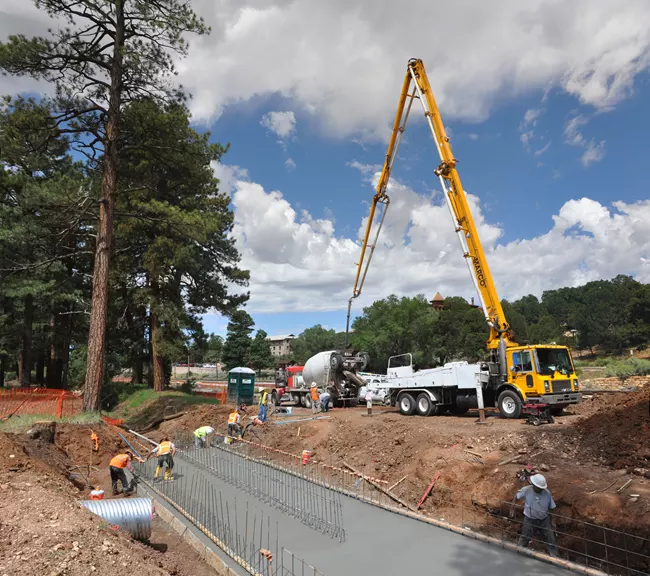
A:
[398,393,416,416]
[304,394,312,409]
[271,391,279,406]
[416,393,432,416]
[329,353,343,371]
[497,390,523,419]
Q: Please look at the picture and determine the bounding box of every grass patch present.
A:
[0,412,102,433]
[109,388,221,420]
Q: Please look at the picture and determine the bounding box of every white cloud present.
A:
[285,157,296,170]
[467,133,479,141]
[3,1,650,141]
[260,110,296,140]
[211,161,249,195]
[534,141,551,157]
[519,107,544,151]
[222,163,650,313]
[169,0,650,140]
[564,115,607,166]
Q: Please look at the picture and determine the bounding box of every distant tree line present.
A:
[284,275,650,373]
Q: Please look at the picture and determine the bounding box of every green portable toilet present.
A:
[227,367,256,405]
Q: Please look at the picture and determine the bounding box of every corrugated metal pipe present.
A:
[80,497,153,541]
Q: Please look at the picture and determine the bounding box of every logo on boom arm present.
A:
[473,257,487,287]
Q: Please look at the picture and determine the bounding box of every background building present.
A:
[267,334,295,357]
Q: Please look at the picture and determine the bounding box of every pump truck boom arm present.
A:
[347,58,514,350]
[406,58,514,349]
[344,72,419,346]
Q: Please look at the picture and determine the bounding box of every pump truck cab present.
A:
[350,58,582,419]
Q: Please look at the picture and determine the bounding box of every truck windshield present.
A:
[535,348,574,376]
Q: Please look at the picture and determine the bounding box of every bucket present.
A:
[89,489,104,501]
[301,449,312,465]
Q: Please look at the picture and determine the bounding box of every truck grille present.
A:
[551,379,572,393]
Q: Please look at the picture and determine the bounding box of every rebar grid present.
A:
[279,548,328,576]
[173,431,346,542]
[173,430,649,576]
[135,457,279,576]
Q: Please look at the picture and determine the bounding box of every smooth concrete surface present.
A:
[152,450,573,576]
[134,473,249,576]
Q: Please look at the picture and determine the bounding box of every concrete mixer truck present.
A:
[301,349,370,408]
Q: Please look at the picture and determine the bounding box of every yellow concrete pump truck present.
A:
[347,59,582,419]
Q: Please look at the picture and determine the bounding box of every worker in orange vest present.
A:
[109,451,143,495]
[147,437,176,481]
[310,383,320,414]
[228,408,242,439]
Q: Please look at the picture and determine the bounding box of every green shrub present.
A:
[604,358,650,379]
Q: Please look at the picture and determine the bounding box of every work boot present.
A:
[154,465,162,479]
[163,469,172,481]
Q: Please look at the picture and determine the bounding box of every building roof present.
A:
[267,334,296,341]
[431,292,444,302]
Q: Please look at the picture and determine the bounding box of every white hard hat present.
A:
[311,382,317,388]
[530,474,547,489]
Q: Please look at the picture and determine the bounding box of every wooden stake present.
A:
[343,462,417,513]
[388,475,408,491]
[617,479,632,494]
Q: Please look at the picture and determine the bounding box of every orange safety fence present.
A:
[194,389,227,403]
[0,388,82,420]
[101,414,124,426]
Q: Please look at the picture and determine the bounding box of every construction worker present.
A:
[319,390,331,412]
[228,407,242,438]
[194,425,215,448]
[148,436,176,481]
[109,451,143,495]
[310,383,320,414]
[258,387,269,423]
[514,473,558,557]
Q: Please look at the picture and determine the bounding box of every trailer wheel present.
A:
[398,393,416,416]
[416,393,432,416]
[356,352,370,371]
[329,353,343,371]
[497,389,523,419]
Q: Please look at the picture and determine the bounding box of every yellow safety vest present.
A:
[157,441,173,455]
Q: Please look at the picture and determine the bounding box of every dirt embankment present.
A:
[0,424,214,576]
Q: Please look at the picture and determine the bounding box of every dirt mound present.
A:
[0,431,211,575]
[567,387,650,469]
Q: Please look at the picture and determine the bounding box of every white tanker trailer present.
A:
[302,349,369,408]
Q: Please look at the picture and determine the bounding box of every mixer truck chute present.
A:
[353,59,582,419]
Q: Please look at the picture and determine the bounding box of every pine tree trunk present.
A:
[20,294,33,388]
[35,353,45,385]
[150,310,166,392]
[0,356,5,388]
[133,357,143,384]
[82,1,125,411]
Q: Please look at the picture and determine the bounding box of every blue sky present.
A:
[200,72,650,338]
